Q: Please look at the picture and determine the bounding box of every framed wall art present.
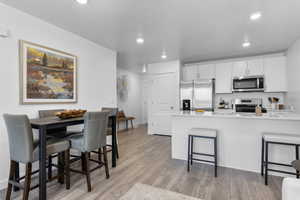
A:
[19,40,77,104]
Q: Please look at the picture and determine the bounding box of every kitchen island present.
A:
[172,111,300,174]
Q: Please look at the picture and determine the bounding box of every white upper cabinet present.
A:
[247,59,264,76]
[264,56,287,92]
[232,59,264,77]
[182,65,197,81]
[197,64,215,79]
[215,62,233,93]
[232,61,247,77]
[182,64,215,81]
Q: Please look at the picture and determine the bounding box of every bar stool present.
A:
[187,128,218,177]
[261,133,300,185]
[3,114,70,200]
[68,111,110,192]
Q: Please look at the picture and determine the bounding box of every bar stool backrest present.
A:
[83,111,109,152]
[39,109,66,136]
[3,114,34,163]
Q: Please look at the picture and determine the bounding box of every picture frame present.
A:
[19,40,77,104]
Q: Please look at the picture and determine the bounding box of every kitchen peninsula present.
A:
[172,111,300,173]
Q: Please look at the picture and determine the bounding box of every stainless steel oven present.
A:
[232,76,264,92]
[233,98,266,113]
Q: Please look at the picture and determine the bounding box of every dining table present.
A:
[13,114,118,200]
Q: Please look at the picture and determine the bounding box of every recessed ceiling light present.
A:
[76,0,88,4]
[136,37,144,44]
[161,52,167,59]
[250,12,262,21]
[242,41,251,48]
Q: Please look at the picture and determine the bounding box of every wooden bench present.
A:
[117,110,135,130]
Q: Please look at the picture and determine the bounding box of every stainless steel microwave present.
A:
[232,76,264,92]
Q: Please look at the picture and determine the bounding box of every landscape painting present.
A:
[20,41,77,104]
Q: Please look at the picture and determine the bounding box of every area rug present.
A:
[119,183,201,200]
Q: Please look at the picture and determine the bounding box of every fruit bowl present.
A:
[55,109,87,119]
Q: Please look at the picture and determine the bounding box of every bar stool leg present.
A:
[296,145,299,179]
[5,160,16,200]
[23,163,32,200]
[48,156,52,180]
[64,150,70,190]
[265,142,269,185]
[191,136,194,166]
[187,135,191,172]
[261,137,265,176]
[214,137,218,177]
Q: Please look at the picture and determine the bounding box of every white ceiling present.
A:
[1,0,300,72]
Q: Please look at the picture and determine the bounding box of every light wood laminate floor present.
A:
[1,125,283,200]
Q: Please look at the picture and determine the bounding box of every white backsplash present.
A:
[215,92,286,109]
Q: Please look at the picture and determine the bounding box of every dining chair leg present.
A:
[83,152,92,192]
[5,160,16,200]
[98,148,102,163]
[81,152,86,172]
[22,163,32,200]
[13,163,20,191]
[103,146,110,179]
[64,150,70,190]
[57,153,64,184]
[48,156,52,180]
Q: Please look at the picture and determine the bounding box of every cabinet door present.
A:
[232,61,247,77]
[182,65,197,81]
[247,59,264,76]
[197,64,215,79]
[215,62,233,93]
[264,56,287,92]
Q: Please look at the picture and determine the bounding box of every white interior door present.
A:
[148,73,178,135]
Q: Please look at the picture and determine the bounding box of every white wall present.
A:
[287,38,300,113]
[0,3,117,189]
[117,68,142,129]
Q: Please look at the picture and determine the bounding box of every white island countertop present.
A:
[171,110,300,175]
[172,111,300,121]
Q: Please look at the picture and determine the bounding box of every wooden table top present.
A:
[30,115,116,127]
[30,116,84,126]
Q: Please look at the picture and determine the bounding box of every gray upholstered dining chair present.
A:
[3,114,71,200]
[39,109,81,180]
[101,107,119,158]
[68,111,110,192]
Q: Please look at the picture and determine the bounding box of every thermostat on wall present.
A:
[0,26,9,38]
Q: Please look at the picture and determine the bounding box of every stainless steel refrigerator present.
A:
[180,79,215,111]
